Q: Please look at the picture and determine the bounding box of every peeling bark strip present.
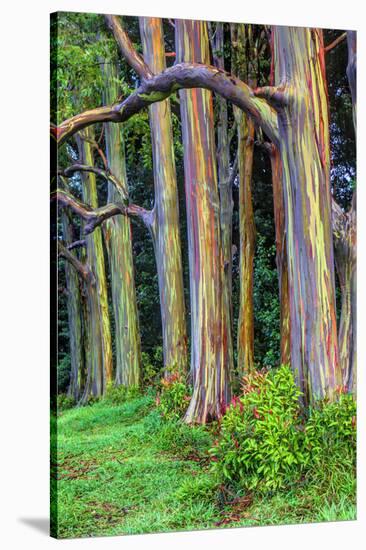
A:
[176,19,232,423]
[53,62,279,146]
[77,128,113,395]
[139,17,187,375]
[102,60,141,387]
[60,209,84,400]
[272,27,341,402]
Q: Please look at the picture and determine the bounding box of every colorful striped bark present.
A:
[272,27,341,403]
[102,60,141,387]
[176,19,232,423]
[139,17,187,375]
[236,110,256,375]
[332,31,356,394]
[211,23,233,327]
[60,209,84,400]
[332,200,356,393]
[77,128,113,396]
[231,24,256,375]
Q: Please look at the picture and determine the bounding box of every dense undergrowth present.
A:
[52,366,356,538]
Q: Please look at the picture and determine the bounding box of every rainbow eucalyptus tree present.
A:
[210,23,234,327]
[176,19,233,423]
[231,23,257,375]
[58,242,104,402]
[266,143,291,365]
[139,17,187,375]
[60,205,84,400]
[332,30,356,394]
[77,128,113,389]
[102,59,141,387]
[105,15,187,375]
[263,27,341,402]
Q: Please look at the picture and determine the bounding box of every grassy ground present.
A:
[51,392,356,539]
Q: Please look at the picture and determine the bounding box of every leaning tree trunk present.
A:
[176,19,232,423]
[77,128,113,392]
[271,27,341,403]
[332,30,356,394]
[139,17,187,375]
[60,208,84,400]
[102,60,141,387]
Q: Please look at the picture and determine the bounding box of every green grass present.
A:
[52,394,356,538]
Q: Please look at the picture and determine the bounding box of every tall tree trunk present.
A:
[231,24,256,375]
[60,209,84,400]
[210,23,233,328]
[332,199,356,393]
[102,60,141,387]
[268,144,291,365]
[139,17,187,375]
[176,19,232,423]
[236,112,256,375]
[332,30,356,394]
[77,128,113,393]
[271,27,341,403]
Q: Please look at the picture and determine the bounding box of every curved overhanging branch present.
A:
[58,241,95,284]
[53,189,153,234]
[52,63,279,146]
[60,163,127,200]
[104,15,153,79]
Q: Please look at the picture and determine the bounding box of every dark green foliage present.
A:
[211,366,304,491]
[104,383,141,405]
[304,393,356,466]
[57,393,76,412]
[57,355,72,394]
[211,366,356,495]
[157,372,191,421]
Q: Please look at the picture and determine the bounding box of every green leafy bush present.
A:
[304,392,356,465]
[157,371,191,421]
[57,393,75,412]
[175,476,217,504]
[104,383,140,405]
[210,365,305,491]
[142,350,164,387]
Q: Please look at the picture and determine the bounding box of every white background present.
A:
[0,0,365,548]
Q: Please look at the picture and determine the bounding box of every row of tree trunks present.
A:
[77,128,113,398]
[271,27,341,403]
[139,17,188,376]
[176,19,232,423]
[102,59,142,387]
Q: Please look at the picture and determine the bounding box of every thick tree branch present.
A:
[53,189,153,233]
[67,239,87,251]
[58,241,94,284]
[53,63,279,146]
[60,163,127,200]
[324,32,347,53]
[104,15,153,79]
